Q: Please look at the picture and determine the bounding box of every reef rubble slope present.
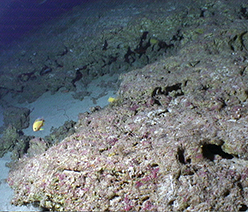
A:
[8,22,248,210]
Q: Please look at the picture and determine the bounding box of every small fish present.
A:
[33,118,45,132]
[108,97,116,103]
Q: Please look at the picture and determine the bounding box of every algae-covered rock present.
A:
[3,106,30,130]
[0,125,18,157]
[0,124,34,160]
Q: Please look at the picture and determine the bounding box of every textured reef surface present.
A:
[8,39,248,211]
[5,0,248,211]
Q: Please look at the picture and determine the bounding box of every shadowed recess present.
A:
[202,143,234,161]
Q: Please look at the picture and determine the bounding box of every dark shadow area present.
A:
[202,143,234,161]
[239,204,248,211]
[177,147,186,164]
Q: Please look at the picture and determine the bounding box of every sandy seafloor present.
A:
[0,74,117,211]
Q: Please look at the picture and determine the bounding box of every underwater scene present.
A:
[0,0,248,211]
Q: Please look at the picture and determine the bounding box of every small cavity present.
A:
[239,204,248,211]
[201,144,233,161]
[177,147,186,164]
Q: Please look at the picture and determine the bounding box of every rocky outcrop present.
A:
[7,37,248,210]
[1,0,248,103]
[5,0,248,211]
[3,106,30,130]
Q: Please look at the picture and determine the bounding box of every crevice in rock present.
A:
[239,204,248,211]
[71,69,83,87]
[164,83,183,97]
[239,7,248,20]
[177,147,186,165]
[201,143,233,161]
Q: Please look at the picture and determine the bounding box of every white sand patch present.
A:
[2,74,117,137]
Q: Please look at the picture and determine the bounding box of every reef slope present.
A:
[8,31,248,210]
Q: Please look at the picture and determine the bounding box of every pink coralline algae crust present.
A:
[8,51,248,211]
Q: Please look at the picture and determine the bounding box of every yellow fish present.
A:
[108,97,116,103]
[33,118,45,132]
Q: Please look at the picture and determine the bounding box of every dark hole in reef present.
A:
[109,194,119,200]
[40,205,50,212]
[168,199,175,205]
[151,83,184,105]
[239,204,248,211]
[150,163,159,168]
[23,139,30,154]
[237,182,243,191]
[151,87,163,98]
[201,144,233,161]
[71,69,83,87]
[240,7,248,19]
[164,83,181,94]
[124,47,135,63]
[186,158,191,163]
[171,29,183,42]
[177,147,186,164]
[222,189,230,197]
[244,89,248,96]
[164,83,184,97]
[141,196,149,202]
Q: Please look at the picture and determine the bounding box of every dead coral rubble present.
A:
[8,49,248,211]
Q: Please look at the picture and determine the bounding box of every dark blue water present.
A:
[0,0,87,47]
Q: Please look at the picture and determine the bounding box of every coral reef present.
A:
[7,42,248,210]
